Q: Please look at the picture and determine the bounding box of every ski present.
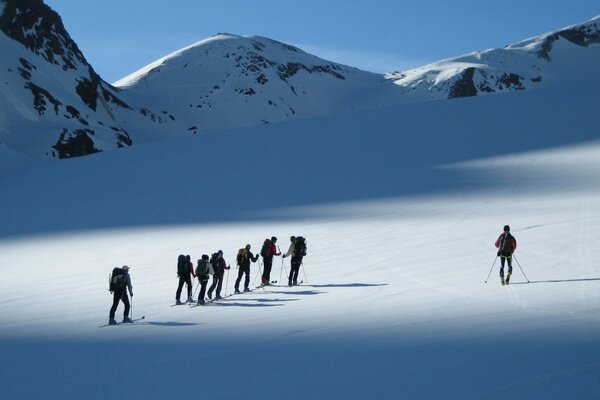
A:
[171,300,193,307]
[99,315,145,328]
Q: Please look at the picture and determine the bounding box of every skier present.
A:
[109,265,133,325]
[207,250,230,300]
[176,254,196,304]
[495,225,517,285]
[261,236,281,285]
[282,236,306,286]
[195,254,214,305]
[234,244,259,293]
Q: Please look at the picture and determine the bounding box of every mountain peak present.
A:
[0,0,88,71]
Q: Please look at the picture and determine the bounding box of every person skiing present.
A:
[495,225,517,285]
[195,254,214,305]
[207,250,230,300]
[261,236,281,285]
[282,236,306,286]
[109,265,133,325]
[176,254,196,304]
[234,244,259,293]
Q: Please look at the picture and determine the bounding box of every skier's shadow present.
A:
[214,299,298,307]
[302,283,388,288]
[511,277,600,285]
[141,321,204,327]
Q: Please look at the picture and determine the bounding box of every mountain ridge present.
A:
[0,0,599,161]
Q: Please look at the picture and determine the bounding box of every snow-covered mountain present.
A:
[113,33,402,134]
[1,0,599,163]
[386,16,600,100]
[0,0,180,159]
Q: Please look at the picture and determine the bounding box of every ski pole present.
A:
[279,257,285,285]
[192,279,200,299]
[301,261,308,284]
[253,259,263,286]
[130,294,134,320]
[512,254,530,283]
[484,256,498,283]
[225,267,230,295]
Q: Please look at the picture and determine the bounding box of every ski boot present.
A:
[505,273,511,285]
[244,287,251,292]
[109,318,117,326]
[122,317,133,323]
[215,294,223,300]
[500,276,505,286]
[235,288,241,294]
[176,299,182,305]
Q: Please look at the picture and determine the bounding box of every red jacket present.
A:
[495,232,517,254]
[264,241,280,258]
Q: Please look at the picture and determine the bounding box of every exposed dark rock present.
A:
[537,23,600,61]
[0,0,87,70]
[52,129,100,159]
[498,73,524,90]
[448,68,477,98]
[277,62,346,81]
[25,82,62,115]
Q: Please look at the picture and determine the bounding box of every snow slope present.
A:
[1,71,600,399]
[386,15,600,101]
[114,33,402,134]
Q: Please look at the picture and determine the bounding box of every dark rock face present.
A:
[537,21,600,60]
[448,68,478,98]
[51,129,101,159]
[0,0,87,70]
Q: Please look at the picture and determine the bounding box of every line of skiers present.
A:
[108,226,515,324]
[107,236,307,323]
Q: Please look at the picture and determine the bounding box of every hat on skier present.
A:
[503,225,510,232]
[271,236,277,242]
[202,254,209,261]
[122,265,130,271]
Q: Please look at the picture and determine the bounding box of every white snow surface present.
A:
[1,69,600,399]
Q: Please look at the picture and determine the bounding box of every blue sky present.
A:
[45,0,599,83]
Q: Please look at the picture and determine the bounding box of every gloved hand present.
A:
[497,250,501,256]
[282,255,286,259]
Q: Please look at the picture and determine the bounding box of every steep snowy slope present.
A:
[0,0,180,159]
[386,15,600,100]
[114,33,402,133]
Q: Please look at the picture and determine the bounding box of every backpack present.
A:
[260,239,271,257]
[210,253,221,273]
[195,259,209,278]
[177,254,187,276]
[109,267,126,293]
[500,233,513,254]
[237,248,248,266]
[294,236,307,257]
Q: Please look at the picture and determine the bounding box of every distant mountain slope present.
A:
[0,0,177,159]
[0,0,599,161]
[114,33,402,133]
[386,16,600,100]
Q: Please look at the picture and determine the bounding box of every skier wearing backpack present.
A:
[195,254,214,305]
[175,254,196,305]
[282,236,306,286]
[495,225,517,285]
[235,244,259,293]
[108,265,133,325]
[207,251,230,300]
[261,236,281,285]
